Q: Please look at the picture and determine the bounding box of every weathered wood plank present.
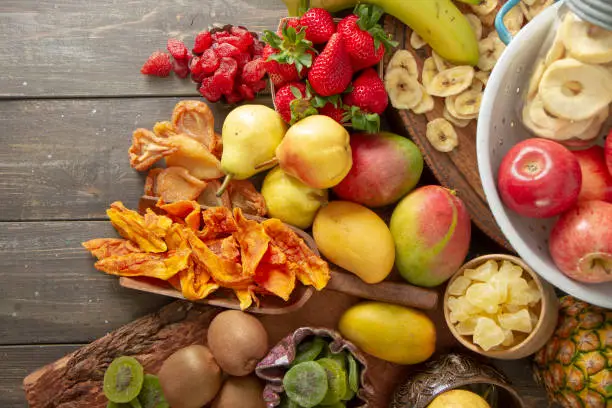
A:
[1,345,82,408]
[0,221,172,345]
[0,96,269,221]
[0,0,285,98]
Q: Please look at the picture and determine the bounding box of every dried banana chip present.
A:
[385,68,423,109]
[411,85,435,115]
[443,106,472,128]
[477,32,506,72]
[426,118,459,152]
[427,66,475,97]
[410,31,426,50]
[387,50,419,80]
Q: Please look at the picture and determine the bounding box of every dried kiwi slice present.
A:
[347,353,359,393]
[292,337,327,366]
[103,356,145,404]
[317,403,346,408]
[283,361,328,408]
[107,400,142,408]
[316,358,347,406]
[138,374,169,408]
[278,394,302,408]
[341,386,355,402]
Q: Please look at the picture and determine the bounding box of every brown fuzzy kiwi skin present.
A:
[157,345,222,408]
[207,310,269,376]
[211,376,266,408]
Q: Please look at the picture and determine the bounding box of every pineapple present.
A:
[533,296,611,408]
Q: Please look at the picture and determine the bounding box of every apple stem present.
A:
[216,174,233,197]
[254,157,279,170]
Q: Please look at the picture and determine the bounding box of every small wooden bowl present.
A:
[443,254,558,360]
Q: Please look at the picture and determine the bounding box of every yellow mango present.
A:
[313,201,394,284]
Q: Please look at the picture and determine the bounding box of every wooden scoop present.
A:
[120,196,438,313]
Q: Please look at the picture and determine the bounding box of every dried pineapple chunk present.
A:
[507,278,531,305]
[502,329,515,347]
[473,317,505,351]
[456,317,480,335]
[466,282,500,314]
[464,260,498,281]
[448,295,482,323]
[527,280,542,305]
[499,308,533,333]
[448,275,472,296]
[488,272,509,303]
[498,260,523,281]
[503,303,523,313]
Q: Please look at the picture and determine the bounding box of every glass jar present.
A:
[516,0,612,149]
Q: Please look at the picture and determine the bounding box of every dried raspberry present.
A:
[190,49,220,82]
[167,39,189,61]
[200,77,223,102]
[238,83,255,100]
[225,90,243,104]
[235,52,251,70]
[172,59,190,78]
[141,51,172,77]
[212,57,239,96]
[241,58,266,85]
[212,31,231,42]
[250,40,265,58]
[193,31,212,54]
[213,43,241,58]
[250,79,267,93]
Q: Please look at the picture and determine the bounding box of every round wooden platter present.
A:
[382,15,513,252]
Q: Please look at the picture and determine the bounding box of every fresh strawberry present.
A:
[275,82,307,123]
[319,102,346,124]
[199,77,223,102]
[277,17,301,35]
[336,4,399,72]
[167,39,190,61]
[262,24,315,87]
[141,51,172,77]
[212,57,238,96]
[299,8,335,44]
[343,68,388,114]
[193,31,213,54]
[190,49,220,82]
[307,33,352,96]
[241,58,266,85]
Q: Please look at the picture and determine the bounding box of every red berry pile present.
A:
[264,5,397,133]
[140,25,267,104]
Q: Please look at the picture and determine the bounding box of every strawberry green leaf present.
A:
[290,86,303,99]
[290,98,318,125]
[348,106,381,133]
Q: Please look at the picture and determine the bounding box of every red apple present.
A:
[572,145,612,203]
[549,200,612,283]
[497,138,582,218]
[605,130,612,176]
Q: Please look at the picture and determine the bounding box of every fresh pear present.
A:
[261,167,328,229]
[218,105,287,196]
[276,115,352,189]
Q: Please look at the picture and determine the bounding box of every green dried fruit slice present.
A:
[341,386,355,402]
[317,403,345,408]
[138,374,169,408]
[315,358,347,406]
[283,361,329,408]
[107,399,142,408]
[279,395,302,408]
[347,354,359,393]
[103,356,145,404]
[292,337,326,366]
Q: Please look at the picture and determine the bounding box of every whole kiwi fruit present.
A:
[211,375,266,408]
[157,345,222,408]
[207,310,269,376]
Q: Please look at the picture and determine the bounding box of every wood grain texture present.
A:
[0,0,284,98]
[0,97,268,221]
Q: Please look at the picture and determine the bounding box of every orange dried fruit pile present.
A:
[82,200,330,310]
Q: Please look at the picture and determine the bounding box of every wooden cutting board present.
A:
[23,290,458,408]
[382,15,513,252]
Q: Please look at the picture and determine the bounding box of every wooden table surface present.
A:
[0,1,552,407]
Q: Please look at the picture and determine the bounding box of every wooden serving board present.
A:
[382,15,513,252]
[23,291,459,408]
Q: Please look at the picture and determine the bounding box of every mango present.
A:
[338,302,436,365]
[313,201,394,284]
[390,186,471,287]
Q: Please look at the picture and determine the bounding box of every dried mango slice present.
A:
[233,208,270,278]
[171,100,220,153]
[167,274,182,291]
[153,121,179,139]
[107,202,171,253]
[227,180,267,217]
[178,258,219,301]
[94,249,190,280]
[234,288,253,310]
[82,238,141,259]
[159,200,202,231]
[199,207,237,240]
[262,218,330,290]
[156,167,208,203]
[129,128,178,171]
[206,235,241,263]
[144,168,163,197]
[254,246,295,301]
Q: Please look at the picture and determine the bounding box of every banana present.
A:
[477,32,506,72]
[544,29,566,67]
[454,89,483,117]
[503,4,525,35]
[426,118,459,152]
[385,68,424,110]
[561,12,612,65]
[410,31,427,50]
[446,93,479,120]
[308,0,480,66]
[422,57,439,91]
[474,70,490,87]
[433,51,454,72]
[443,106,472,128]
[427,66,475,97]
[470,0,498,16]
[411,85,435,114]
[387,50,419,80]
[539,58,612,121]
[527,60,546,100]
[464,13,483,40]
